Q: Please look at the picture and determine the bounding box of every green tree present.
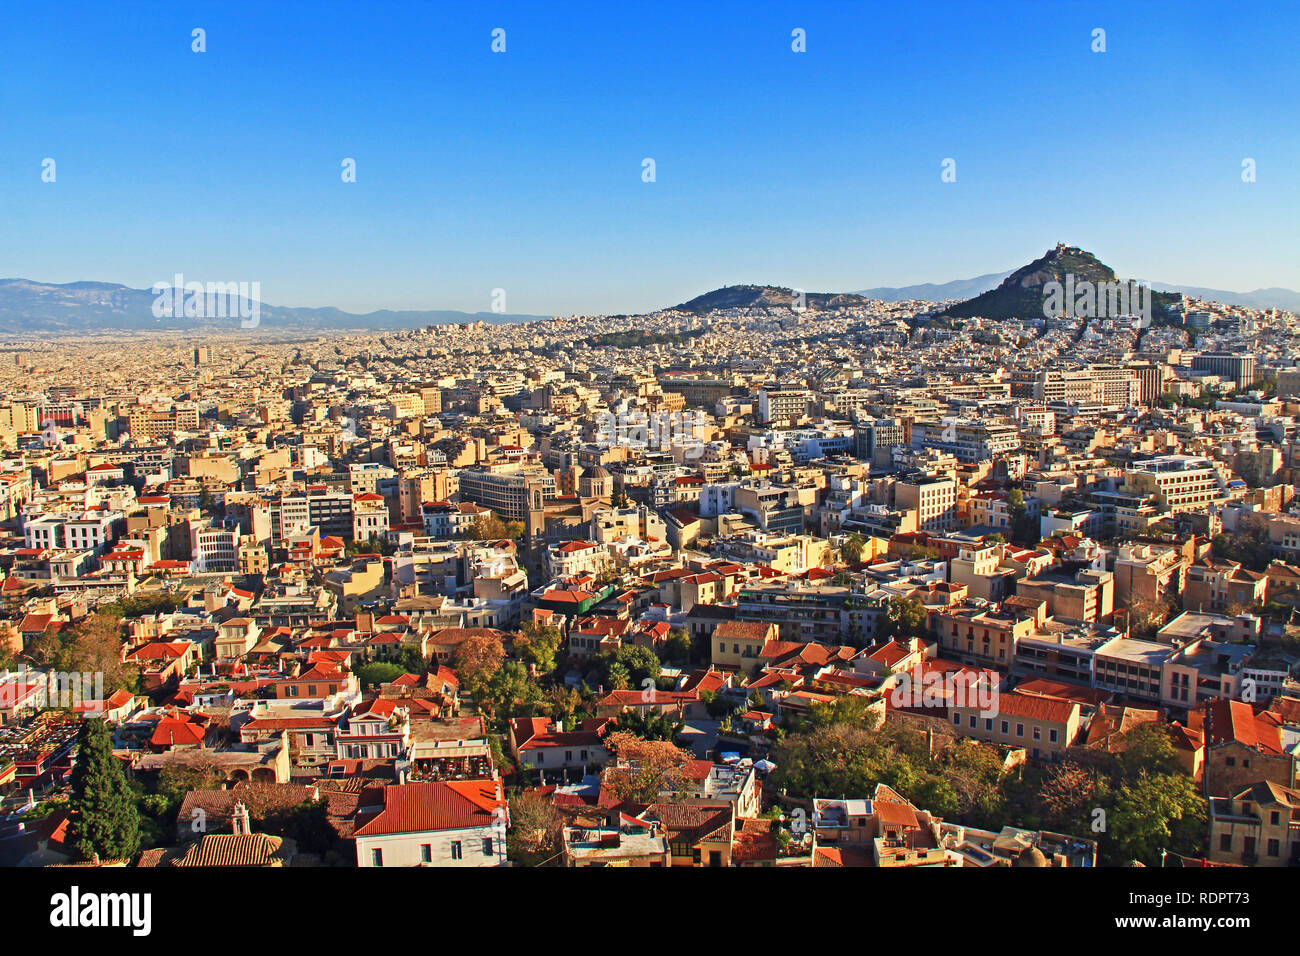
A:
[29,611,139,695]
[155,757,225,808]
[263,798,337,855]
[67,718,141,861]
[609,709,686,743]
[593,645,661,690]
[606,661,630,691]
[515,621,564,673]
[1106,772,1207,866]
[699,689,733,720]
[771,723,913,799]
[465,514,513,541]
[661,628,693,667]
[1007,488,1040,547]
[398,645,426,675]
[346,533,395,556]
[113,593,187,617]
[841,533,866,566]
[808,695,878,729]
[1212,514,1273,572]
[931,740,1008,827]
[356,661,406,688]
[877,596,929,643]
[1117,722,1184,779]
[487,662,544,727]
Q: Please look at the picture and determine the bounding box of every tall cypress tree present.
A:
[67,718,140,861]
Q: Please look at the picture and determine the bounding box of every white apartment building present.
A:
[1121,456,1227,514]
[758,388,811,423]
[545,540,611,579]
[24,510,123,554]
[191,524,239,572]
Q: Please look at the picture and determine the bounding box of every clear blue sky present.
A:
[1,0,1296,315]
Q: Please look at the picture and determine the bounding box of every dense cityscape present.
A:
[2,244,1299,881]
[4,1,1295,939]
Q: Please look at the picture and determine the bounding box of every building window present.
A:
[482,838,494,856]
[420,844,431,863]
[450,841,463,860]
[1015,724,1024,738]
[371,848,383,867]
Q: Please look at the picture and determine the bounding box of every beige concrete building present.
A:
[895,473,958,533]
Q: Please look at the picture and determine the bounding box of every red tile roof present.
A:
[353,780,505,836]
[1203,699,1283,755]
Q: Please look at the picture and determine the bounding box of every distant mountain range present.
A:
[0,279,547,333]
[854,272,1012,303]
[1145,283,1300,312]
[4,258,1297,335]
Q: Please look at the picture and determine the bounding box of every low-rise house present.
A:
[1208,780,1300,866]
[730,817,780,866]
[660,760,761,818]
[934,599,1043,669]
[125,640,197,694]
[711,620,778,676]
[336,698,410,761]
[949,689,1081,762]
[562,809,670,867]
[235,699,348,768]
[354,779,508,868]
[1194,698,1296,798]
[406,714,494,781]
[1183,560,1267,613]
[645,802,734,866]
[272,663,356,701]
[508,716,611,775]
[215,618,261,660]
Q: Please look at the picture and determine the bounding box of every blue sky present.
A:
[1,0,1296,315]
